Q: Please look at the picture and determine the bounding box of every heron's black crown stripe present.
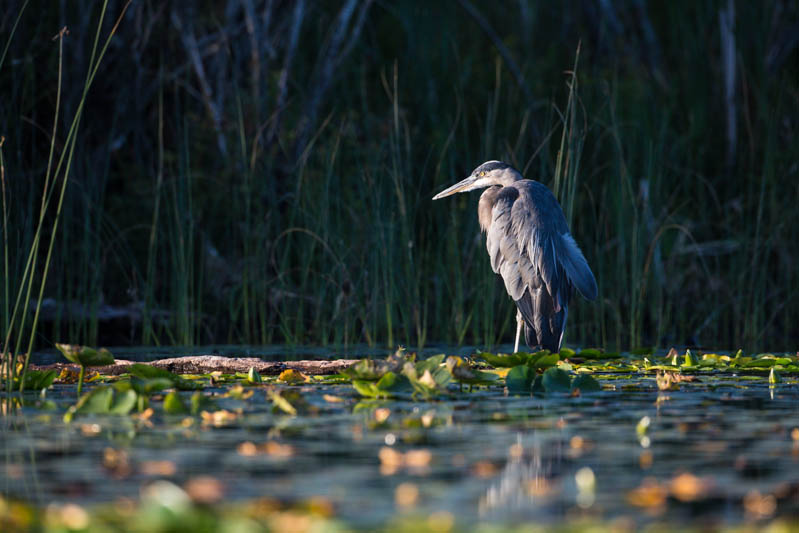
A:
[475,161,510,173]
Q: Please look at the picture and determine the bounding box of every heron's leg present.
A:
[513,309,523,353]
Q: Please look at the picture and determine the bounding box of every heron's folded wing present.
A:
[486,187,566,311]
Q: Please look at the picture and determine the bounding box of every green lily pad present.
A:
[127,364,203,390]
[247,367,262,384]
[190,391,216,415]
[479,351,528,368]
[542,367,572,392]
[63,385,137,422]
[530,352,560,370]
[353,371,413,398]
[578,348,604,359]
[570,374,601,393]
[130,377,173,396]
[55,344,115,367]
[446,356,500,386]
[163,391,188,414]
[268,389,298,415]
[19,369,57,391]
[506,365,535,394]
[402,360,450,399]
[415,354,447,374]
[559,347,576,358]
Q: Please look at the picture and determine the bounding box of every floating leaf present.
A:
[414,354,446,374]
[578,348,604,359]
[63,385,137,422]
[402,361,448,399]
[268,389,297,415]
[559,347,576,358]
[506,365,535,394]
[684,350,696,367]
[278,369,309,384]
[247,367,262,384]
[570,374,601,393]
[19,369,57,391]
[529,352,560,370]
[55,344,114,367]
[109,389,138,415]
[479,351,528,368]
[344,349,411,381]
[353,371,413,398]
[446,356,499,386]
[127,364,202,390]
[164,391,188,414]
[541,367,571,392]
[130,377,172,396]
[190,391,216,415]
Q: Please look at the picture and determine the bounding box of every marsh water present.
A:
[3,346,799,530]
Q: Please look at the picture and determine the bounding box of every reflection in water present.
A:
[480,432,563,515]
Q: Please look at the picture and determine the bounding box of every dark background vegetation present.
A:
[1,0,798,352]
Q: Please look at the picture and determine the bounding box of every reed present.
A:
[1,1,797,354]
[1,1,131,389]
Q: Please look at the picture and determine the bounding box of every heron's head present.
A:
[432,160,522,200]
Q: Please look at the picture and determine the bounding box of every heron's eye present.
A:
[479,171,486,177]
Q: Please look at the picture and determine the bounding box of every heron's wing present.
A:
[484,187,563,350]
[485,182,596,350]
[510,182,597,302]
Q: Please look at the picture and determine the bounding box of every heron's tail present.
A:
[517,290,567,352]
[523,316,565,352]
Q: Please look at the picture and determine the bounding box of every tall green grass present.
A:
[1,1,798,355]
[1,0,130,389]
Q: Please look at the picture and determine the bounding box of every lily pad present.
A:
[19,369,57,391]
[127,364,203,390]
[479,351,529,368]
[130,377,173,396]
[163,391,188,414]
[55,344,115,367]
[353,372,413,398]
[530,352,560,370]
[63,385,137,422]
[445,356,499,386]
[578,348,604,359]
[506,365,535,394]
[570,374,601,393]
[542,367,572,392]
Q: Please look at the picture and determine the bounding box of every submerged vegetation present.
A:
[0,1,798,354]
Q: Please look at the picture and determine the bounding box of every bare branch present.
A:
[171,6,228,157]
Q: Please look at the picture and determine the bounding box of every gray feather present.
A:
[557,233,598,300]
[479,176,595,352]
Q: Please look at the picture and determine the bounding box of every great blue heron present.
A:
[433,161,597,353]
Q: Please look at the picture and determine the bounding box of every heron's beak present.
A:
[432,175,477,200]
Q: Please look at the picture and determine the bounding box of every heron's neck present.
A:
[478,186,502,232]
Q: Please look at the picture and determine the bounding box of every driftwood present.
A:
[32,356,358,376]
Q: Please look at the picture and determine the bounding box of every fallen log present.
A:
[31,355,358,376]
